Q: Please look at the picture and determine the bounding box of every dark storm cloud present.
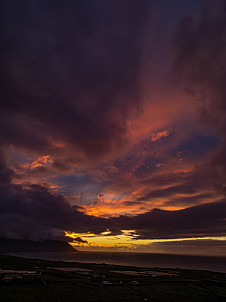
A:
[0,0,150,164]
[111,199,226,240]
[173,3,226,132]
[0,152,15,184]
[173,0,226,126]
[0,182,108,240]
[0,151,108,240]
[172,0,226,197]
[174,2,226,119]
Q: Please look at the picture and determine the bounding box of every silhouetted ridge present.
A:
[0,238,77,253]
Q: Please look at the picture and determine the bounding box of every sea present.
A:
[12,251,226,273]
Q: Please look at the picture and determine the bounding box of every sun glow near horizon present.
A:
[65,231,226,253]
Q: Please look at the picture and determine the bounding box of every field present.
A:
[0,254,226,302]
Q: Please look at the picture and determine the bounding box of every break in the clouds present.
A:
[1,0,226,255]
[1,152,226,243]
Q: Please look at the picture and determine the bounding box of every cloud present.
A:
[0,151,109,240]
[151,130,170,142]
[1,0,226,252]
[1,147,226,242]
[111,199,226,240]
[172,0,226,200]
[173,0,226,132]
[174,4,226,131]
[72,236,88,244]
[0,0,150,167]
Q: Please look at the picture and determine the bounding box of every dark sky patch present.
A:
[0,0,150,165]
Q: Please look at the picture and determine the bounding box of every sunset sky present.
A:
[1,0,226,256]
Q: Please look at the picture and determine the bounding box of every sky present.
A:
[1,0,226,256]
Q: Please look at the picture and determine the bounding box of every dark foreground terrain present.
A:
[0,254,226,302]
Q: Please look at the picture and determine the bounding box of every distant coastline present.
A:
[1,238,225,273]
[11,251,226,273]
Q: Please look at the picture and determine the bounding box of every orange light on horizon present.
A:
[65,230,226,252]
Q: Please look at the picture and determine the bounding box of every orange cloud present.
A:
[81,195,147,218]
[23,155,53,169]
[151,130,170,142]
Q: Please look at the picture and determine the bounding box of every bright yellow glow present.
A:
[65,231,97,238]
[65,231,226,251]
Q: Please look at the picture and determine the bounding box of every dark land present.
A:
[0,238,77,253]
[0,254,226,302]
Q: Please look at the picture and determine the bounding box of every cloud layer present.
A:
[1,0,226,254]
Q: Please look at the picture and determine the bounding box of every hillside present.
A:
[0,238,77,253]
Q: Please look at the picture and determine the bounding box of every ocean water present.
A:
[13,251,226,273]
